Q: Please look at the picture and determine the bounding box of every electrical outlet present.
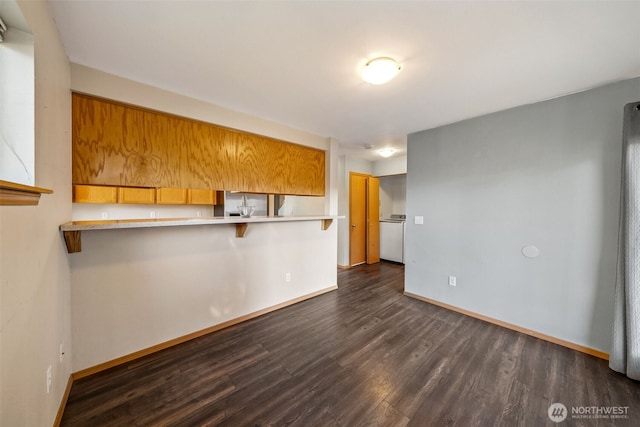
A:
[448,275,457,287]
[196,211,202,217]
[101,211,108,219]
[150,211,156,218]
[285,272,291,282]
[46,365,52,393]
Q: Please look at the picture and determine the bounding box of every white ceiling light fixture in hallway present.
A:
[361,57,402,85]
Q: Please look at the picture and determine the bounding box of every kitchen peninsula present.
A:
[65,65,338,376]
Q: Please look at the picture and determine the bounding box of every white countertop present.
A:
[60,215,337,231]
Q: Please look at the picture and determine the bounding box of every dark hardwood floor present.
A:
[61,263,639,426]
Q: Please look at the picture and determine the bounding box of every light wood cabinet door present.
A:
[117,187,156,204]
[187,189,216,205]
[73,185,118,204]
[72,96,127,186]
[181,121,218,190]
[156,188,188,204]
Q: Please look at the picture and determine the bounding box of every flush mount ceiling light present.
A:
[361,57,401,85]
[377,148,396,158]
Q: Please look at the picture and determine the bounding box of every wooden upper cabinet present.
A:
[72,93,325,196]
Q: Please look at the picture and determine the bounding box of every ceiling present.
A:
[1,0,30,34]
[47,0,640,161]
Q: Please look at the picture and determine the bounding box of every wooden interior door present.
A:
[349,173,367,266]
[367,176,380,264]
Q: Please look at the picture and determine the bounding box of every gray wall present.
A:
[405,78,640,352]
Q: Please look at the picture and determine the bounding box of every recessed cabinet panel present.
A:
[117,187,156,204]
[72,96,127,186]
[156,188,188,204]
[187,189,216,205]
[73,185,118,204]
[182,121,218,190]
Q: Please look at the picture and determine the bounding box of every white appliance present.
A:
[380,214,405,263]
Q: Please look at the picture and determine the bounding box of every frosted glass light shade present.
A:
[377,148,396,158]
[361,57,401,85]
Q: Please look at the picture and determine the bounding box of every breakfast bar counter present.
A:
[60,215,336,253]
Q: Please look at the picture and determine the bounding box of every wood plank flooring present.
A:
[61,263,640,426]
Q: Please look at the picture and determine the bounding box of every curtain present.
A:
[611,101,640,380]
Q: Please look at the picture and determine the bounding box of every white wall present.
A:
[373,155,407,177]
[69,66,338,371]
[279,195,325,216]
[379,174,406,219]
[375,155,407,220]
[406,77,640,353]
[326,138,340,215]
[0,25,34,185]
[71,221,336,371]
[0,1,72,425]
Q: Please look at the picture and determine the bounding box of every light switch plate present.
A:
[415,216,424,225]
